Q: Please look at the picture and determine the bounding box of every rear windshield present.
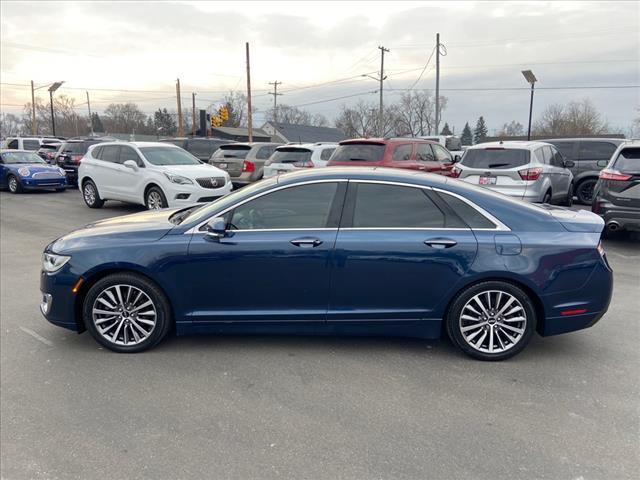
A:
[613,147,640,173]
[331,143,385,162]
[61,141,98,155]
[270,148,312,164]
[23,139,41,150]
[445,137,462,151]
[461,148,530,169]
[212,145,251,159]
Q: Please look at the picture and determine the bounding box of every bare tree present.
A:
[497,120,525,137]
[264,104,329,127]
[533,99,609,136]
[22,94,89,137]
[335,100,402,138]
[103,103,148,134]
[221,91,257,128]
[0,113,24,137]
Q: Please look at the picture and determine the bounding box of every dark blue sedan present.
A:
[40,167,613,360]
[1,149,67,193]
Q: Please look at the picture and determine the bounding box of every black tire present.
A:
[576,178,597,205]
[83,272,172,353]
[145,186,168,210]
[559,183,573,207]
[7,175,23,194]
[446,281,537,361]
[542,189,552,204]
[82,179,104,208]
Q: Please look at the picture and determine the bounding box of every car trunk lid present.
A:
[541,205,605,233]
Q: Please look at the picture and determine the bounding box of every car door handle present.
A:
[424,238,457,249]
[290,238,323,248]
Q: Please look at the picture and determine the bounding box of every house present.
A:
[210,126,272,143]
[261,122,347,144]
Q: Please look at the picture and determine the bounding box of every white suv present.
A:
[78,142,232,209]
[262,142,338,178]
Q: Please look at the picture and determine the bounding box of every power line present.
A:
[388,85,640,92]
[407,45,436,92]
[290,90,378,108]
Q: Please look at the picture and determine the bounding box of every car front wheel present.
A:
[83,273,172,353]
[446,281,536,361]
[146,186,168,210]
[82,180,104,208]
[7,175,23,193]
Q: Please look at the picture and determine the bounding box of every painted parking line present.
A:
[19,326,54,347]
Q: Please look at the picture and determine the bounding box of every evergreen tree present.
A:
[473,116,488,144]
[153,108,176,136]
[461,122,473,145]
[91,113,105,133]
[440,123,452,135]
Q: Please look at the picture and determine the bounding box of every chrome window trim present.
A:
[185,177,510,234]
[185,178,348,234]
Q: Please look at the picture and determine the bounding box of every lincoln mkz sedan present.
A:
[40,168,613,360]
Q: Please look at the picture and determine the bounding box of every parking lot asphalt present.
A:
[1,188,639,480]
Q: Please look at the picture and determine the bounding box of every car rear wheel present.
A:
[576,178,597,205]
[542,189,552,204]
[82,180,104,208]
[559,183,573,207]
[146,187,167,210]
[446,281,536,361]
[7,175,22,194]
[83,273,172,353]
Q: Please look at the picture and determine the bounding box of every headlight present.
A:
[57,167,65,175]
[18,167,31,177]
[42,252,71,273]
[164,172,193,185]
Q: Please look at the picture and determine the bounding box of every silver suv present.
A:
[453,141,574,205]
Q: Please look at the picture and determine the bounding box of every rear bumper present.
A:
[593,202,640,231]
[539,260,613,336]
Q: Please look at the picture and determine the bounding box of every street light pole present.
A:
[47,81,64,136]
[521,70,537,141]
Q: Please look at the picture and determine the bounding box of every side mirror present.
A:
[123,160,139,170]
[206,217,227,238]
[597,160,609,168]
[563,160,575,168]
[453,155,461,163]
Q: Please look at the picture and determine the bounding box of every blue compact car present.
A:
[40,167,613,360]
[1,149,67,193]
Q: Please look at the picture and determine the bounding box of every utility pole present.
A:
[435,33,440,135]
[49,90,56,136]
[30,81,37,135]
[378,45,389,137]
[246,42,253,142]
[176,78,184,137]
[192,93,197,137]
[268,80,283,123]
[86,91,93,135]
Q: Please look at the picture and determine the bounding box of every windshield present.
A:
[270,148,312,164]
[212,145,251,159]
[331,143,385,162]
[613,147,640,173]
[139,146,201,166]
[461,148,530,169]
[1,151,46,164]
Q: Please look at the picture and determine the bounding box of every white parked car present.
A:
[2,136,61,151]
[78,142,232,209]
[262,142,338,178]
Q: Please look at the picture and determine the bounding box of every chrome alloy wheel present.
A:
[92,284,157,346]
[8,176,18,192]
[147,191,163,210]
[83,182,96,205]
[459,290,527,354]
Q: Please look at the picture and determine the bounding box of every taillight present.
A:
[519,167,542,181]
[597,241,605,257]
[72,155,83,164]
[242,160,255,172]
[450,166,461,178]
[293,160,314,168]
[599,169,631,181]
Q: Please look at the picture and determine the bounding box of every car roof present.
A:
[96,141,181,148]
[467,141,551,150]
[0,149,41,154]
[340,137,436,145]
[542,138,626,143]
[276,142,338,151]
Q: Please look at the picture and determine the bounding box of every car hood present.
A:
[6,163,62,175]
[158,163,226,178]
[51,208,180,253]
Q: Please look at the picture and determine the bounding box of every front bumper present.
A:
[165,181,232,207]
[40,269,80,332]
[21,177,67,190]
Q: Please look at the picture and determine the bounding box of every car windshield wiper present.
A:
[347,158,374,161]
[487,163,512,168]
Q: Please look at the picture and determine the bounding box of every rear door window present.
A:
[461,148,530,169]
[349,183,444,228]
[613,148,640,173]
[331,143,385,162]
[578,142,618,161]
[432,144,453,163]
[391,144,413,161]
[100,146,121,163]
[23,139,41,150]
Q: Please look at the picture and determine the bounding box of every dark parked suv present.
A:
[160,137,233,163]
[55,138,107,185]
[544,138,625,204]
[592,141,640,234]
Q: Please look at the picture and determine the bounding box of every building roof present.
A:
[211,126,271,138]
[264,122,347,143]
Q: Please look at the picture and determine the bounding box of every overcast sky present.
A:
[1,0,638,133]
